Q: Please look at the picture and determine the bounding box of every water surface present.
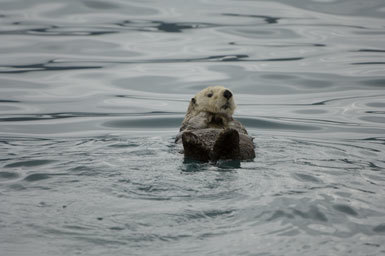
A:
[1,0,385,255]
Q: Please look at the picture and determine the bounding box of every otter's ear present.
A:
[191,97,196,104]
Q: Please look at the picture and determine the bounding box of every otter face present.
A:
[192,86,236,116]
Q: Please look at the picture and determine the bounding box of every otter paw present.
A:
[211,128,240,161]
[182,131,211,162]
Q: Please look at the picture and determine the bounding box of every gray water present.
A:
[1,0,385,255]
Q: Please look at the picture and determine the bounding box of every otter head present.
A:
[187,86,236,118]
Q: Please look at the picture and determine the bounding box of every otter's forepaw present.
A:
[182,131,211,162]
[211,128,240,161]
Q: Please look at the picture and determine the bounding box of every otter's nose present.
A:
[223,90,232,99]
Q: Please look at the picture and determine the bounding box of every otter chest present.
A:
[208,114,227,129]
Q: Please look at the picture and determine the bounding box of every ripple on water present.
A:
[0,0,385,255]
[373,224,385,233]
[23,173,51,182]
[0,171,19,180]
[333,204,359,217]
[293,173,322,183]
[103,116,182,129]
[4,159,55,168]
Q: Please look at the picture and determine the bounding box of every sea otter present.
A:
[176,86,255,162]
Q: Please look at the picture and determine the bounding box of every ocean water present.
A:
[1,0,385,255]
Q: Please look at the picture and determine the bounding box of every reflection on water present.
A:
[0,0,385,255]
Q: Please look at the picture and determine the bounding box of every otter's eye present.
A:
[207,93,213,98]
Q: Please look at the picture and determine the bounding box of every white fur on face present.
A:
[193,86,236,116]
